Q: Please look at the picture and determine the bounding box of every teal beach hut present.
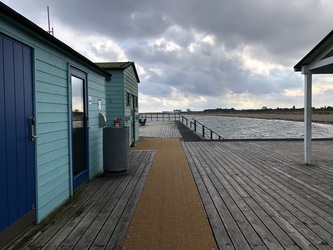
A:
[96,62,140,147]
[0,3,112,246]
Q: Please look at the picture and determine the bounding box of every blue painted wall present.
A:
[0,13,107,222]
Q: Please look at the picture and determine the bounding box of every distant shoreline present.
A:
[185,112,333,125]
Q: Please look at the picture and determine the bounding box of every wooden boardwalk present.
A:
[5,150,154,249]
[5,121,333,249]
[183,140,333,249]
[139,121,181,138]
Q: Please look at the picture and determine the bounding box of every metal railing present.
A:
[181,115,224,140]
[140,112,181,121]
[181,115,188,125]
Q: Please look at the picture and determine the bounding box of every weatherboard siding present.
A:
[104,66,139,146]
[1,17,106,223]
[123,66,139,143]
[124,66,138,93]
[87,72,106,178]
[105,71,125,126]
[34,43,71,222]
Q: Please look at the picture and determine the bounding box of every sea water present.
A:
[183,115,333,139]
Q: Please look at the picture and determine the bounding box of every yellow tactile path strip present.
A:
[122,138,217,249]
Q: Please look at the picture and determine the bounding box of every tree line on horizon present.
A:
[201,105,333,113]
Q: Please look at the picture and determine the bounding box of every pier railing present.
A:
[140,112,181,121]
[181,115,224,140]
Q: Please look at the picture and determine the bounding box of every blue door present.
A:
[0,34,36,246]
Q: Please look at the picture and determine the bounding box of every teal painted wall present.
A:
[105,66,139,146]
[123,66,139,145]
[0,16,106,222]
[105,70,124,127]
[87,73,106,178]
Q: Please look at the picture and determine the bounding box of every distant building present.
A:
[174,109,182,113]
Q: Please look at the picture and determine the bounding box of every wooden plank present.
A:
[195,143,298,250]
[225,142,333,226]
[183,140,333,249]
[106,151,154,249]
[184,142,252,249]
[89,151,153,249]
[139,121,181,138]
[234,141,333,214]
[58,177,124,248]
[38,178,116,248]
[187,142,293,249]
[15,150,154,249]
[181,142,234,250]
[213,141,333,247]
[8,177,104,249]
[44,151,144,248]
[72,151,152,249]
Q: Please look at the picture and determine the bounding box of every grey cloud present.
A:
[3,0,333,110]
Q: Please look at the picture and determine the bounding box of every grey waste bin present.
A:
[103,127,129,175]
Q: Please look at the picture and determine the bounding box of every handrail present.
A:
[140,112,181,121]
[181,115,188,125]
[180,115,224,140]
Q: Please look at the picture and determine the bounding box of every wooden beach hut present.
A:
[96,62,140,147]
[0,3,112,246]
[294,29,333,164]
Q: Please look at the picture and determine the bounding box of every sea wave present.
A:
[183,115,333,139]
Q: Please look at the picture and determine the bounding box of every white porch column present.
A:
[302,65,312,164]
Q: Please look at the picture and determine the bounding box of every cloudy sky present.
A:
[3,0,333,112]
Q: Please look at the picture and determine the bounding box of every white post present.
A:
[302,65,312,164]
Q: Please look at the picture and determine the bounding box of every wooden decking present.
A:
[5,150,154,249]
[139,121,181,138]
[5,121,333,249]
[139,122,333,249]
[183,140,333,249]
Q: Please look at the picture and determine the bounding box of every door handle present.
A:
[29,116,38,141]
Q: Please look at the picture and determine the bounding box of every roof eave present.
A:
[96,61,140,83]
[294,29,333,72]
[0,2,111,79]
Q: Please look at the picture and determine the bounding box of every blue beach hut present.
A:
[0,3,112,246]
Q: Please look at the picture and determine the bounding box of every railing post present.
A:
[202,126,205,138]
[210,130,213,140]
